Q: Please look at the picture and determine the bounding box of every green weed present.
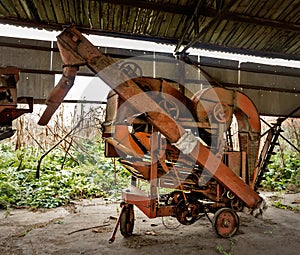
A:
[0,142,130,209]
[261,153,300,192]
[271,200,298,212]
[216,238,236,255]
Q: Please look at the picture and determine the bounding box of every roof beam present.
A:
[179,0,237,53]
[175,0,206,52]
[203,8,300,33]
[226,14,300,33]
[0,17,178,44]
[100,0,194,15]
[178,3,300,53]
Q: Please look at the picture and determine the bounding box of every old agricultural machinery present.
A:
[0,67,33,141]
[38,26,268,242]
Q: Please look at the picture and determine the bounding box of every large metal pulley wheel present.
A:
[212,208,239,238]
[120,204,135,237]
[175,198,203,225]
[158,99,180,119]
[213,102,231,123]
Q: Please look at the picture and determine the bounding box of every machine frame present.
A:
[38,25,269,242]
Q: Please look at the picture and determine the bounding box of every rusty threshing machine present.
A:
[38,26,269,242]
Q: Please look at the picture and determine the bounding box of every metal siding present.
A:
[0,38,51,70]
[242,89,300,117]
[18,73,54,100]
[240,63,300,91]
[200,57,239,84]
[0,35,299,116]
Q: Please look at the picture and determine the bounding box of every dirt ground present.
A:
[0,191,299,255]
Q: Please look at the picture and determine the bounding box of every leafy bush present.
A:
[0,142,130,209]
[261,153,300,191]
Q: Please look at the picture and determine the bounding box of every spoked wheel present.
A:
[212,208,239,238]
[120,204,135,238]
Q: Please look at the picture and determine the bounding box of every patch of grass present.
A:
[271,200,298,212]
[216,238,236,255]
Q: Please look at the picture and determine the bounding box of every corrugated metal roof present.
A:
[0,0,299,60]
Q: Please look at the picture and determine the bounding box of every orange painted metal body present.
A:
[39,26,264,222]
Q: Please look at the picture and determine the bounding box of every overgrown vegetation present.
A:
[261,152,300,192]
[1,112,299,210]
[261,118,300,193]
[0,141,130,209]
